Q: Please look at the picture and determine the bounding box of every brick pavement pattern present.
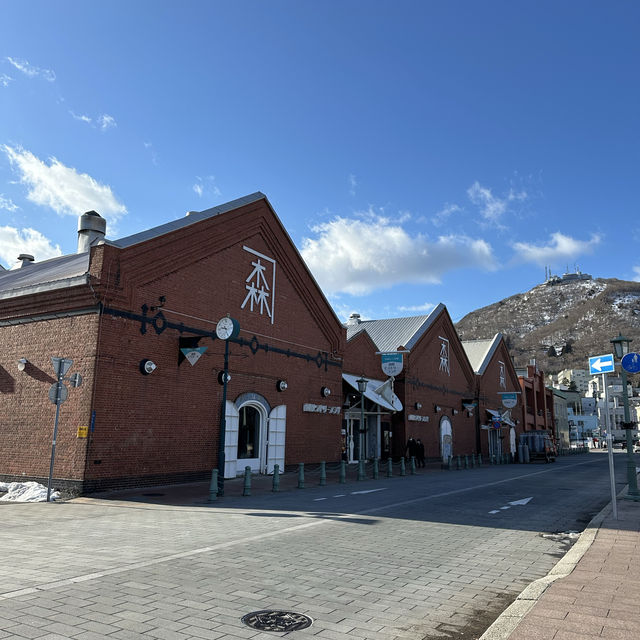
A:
[483,496,640,640]
[0,470,571,640]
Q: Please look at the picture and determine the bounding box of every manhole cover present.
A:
[241,610,313,632]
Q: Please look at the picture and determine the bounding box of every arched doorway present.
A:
[236,401,268,474]
[440,416,452,462]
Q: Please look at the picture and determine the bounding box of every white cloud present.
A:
[98,114,116,131]
[6,57,55,82]
[348,174,357,196]
[70,111,92,124]
[193,175,221,199]
[0,74,12,87]
[3,145,127,224]
[0,194,19,212]
[71,112,117,132]
[512,232,601,266]
[632,266,640,282]
[301,210,497,295]
[431,203,461,227]
[0,226,62,267]
[398,302,436,313]
[467,181,527,224]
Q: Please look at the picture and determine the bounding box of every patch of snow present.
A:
[0,481,60,502]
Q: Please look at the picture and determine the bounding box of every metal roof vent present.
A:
[347,313,362,326]
[18,254,35,268]
[77,211,106,253]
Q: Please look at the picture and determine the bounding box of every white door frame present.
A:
[440,416,453,462]
[236,401,268,474]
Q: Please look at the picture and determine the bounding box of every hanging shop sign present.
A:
[499,392,519,409]
[379,352,405,376]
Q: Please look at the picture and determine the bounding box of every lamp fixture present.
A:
[356,375,368,394]
[140,359,157,375]
[150,295,166,311]
[321,386,331,398]
[218,371,231,385]
[17,358,28,371]
[414,402,422,410]
[434,405,441,412]
[276,379,288,392]
[452,409,459,415]
[611,333,632,359]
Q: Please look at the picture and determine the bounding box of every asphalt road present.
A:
[0,451,635,640]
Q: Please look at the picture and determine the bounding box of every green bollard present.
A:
[400,457,406,476]
[471,453,476,469]
[373,458,379,480]
[387,458,393,477]
[478,453,483,466]
[242,466,252,496]
[447,455,452,470]
[410,456,416,475]
[339,460,346,484]
[464,455,469,469]
[456,455,462,470]
[272,464,280,492]
[208,469,218,502]
[297,462,305,489]
[319,461,326,486]
[357,459,365,480]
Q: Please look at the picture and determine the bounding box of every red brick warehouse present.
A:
[0,193,345,492]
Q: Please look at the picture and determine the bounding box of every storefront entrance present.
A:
[237,405,265,473]
[488,428,502,459]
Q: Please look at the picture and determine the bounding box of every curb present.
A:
[477,493,617,639]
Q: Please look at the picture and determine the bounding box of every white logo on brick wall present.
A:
[439,336,450,376]
[241,246,276,324]
[499,361,506,389]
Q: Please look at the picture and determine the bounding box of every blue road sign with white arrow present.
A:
[588,353,615,375]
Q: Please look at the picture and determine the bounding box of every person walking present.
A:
[416,438,425,467]
[405,436,418,461]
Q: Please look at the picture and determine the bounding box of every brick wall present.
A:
[0,311,98,487]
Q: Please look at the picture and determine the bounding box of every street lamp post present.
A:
[610,333,640,501]
[356,376,368,464]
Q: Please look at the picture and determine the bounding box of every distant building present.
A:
[587,375,637,441]
[544,266,592,286]
[556,368,589,394]
[516,362,556,442]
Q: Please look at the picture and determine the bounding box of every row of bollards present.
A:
[208,451,518,500]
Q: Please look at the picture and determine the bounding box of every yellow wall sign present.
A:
[77,426,89,438]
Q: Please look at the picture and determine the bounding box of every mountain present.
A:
[455,276,640,375]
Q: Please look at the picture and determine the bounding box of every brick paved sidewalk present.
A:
[481,493,640,640]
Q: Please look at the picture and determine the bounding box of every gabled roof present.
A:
[462,333,503,375]
[346,304,445,352]
[108,192,266,249]
[0,253,90,300]
[0,193,266,300]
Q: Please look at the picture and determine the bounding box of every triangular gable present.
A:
[405,304,476,385]
[94,194,344,351]
[465,334,520,390]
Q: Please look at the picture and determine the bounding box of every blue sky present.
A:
[1,1,638,323]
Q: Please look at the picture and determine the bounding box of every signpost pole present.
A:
[217,338,230,497]
[46,382,62,503]
[603,373,618,520]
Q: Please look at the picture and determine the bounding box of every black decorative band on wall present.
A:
[405,376,468,397]
[102,305,341,371]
